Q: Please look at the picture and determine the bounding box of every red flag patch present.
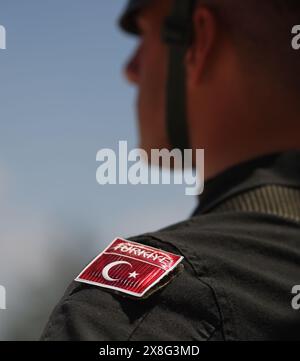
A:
[75,238,184,298]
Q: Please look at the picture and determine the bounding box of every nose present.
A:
[124,44,142,85]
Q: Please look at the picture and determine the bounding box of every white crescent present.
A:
[102,261,132,282]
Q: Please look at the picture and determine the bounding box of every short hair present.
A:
[197,0,300,90]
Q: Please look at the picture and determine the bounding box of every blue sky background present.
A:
[0,1,195,340]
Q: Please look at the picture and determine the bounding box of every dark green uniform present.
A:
[41,151,300,341]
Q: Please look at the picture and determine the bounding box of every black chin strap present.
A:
[163,0,196,151]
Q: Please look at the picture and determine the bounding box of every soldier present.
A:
[41,0,300,340]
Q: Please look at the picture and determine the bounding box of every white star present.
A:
[128,271,139,279]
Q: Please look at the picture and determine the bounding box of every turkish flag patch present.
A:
[75,238,184,299]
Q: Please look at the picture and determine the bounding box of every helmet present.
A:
[119,0,196,151]
[119,0,151,35]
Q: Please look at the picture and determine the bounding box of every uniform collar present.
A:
[193,150,300,216]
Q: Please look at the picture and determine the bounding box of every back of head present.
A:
[198,0,300,91]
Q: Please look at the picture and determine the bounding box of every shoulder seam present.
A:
[138,234,226,341]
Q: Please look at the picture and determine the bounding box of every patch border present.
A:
[75,237,184,298]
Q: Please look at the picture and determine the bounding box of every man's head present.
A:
[121,0,300,178]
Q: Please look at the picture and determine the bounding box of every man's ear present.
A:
[185,6,217,87]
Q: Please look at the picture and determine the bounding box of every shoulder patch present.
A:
[75,237,184,299]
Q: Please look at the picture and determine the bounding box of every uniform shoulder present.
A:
[151,209,300,262]
[41,232,223,341]
[150,210,300,340]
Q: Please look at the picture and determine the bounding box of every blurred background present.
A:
[0,0,195,340]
